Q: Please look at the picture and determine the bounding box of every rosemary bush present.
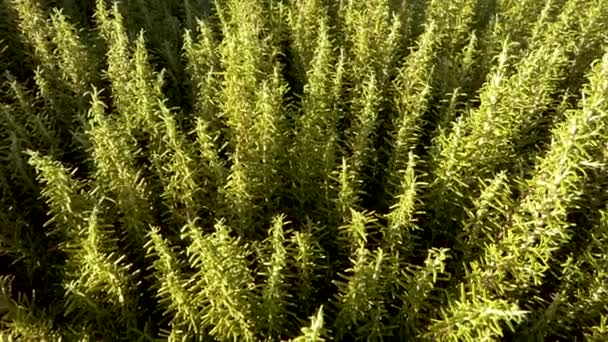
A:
[1,0,608,340]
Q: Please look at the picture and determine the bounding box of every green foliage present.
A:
[2,0,608,340]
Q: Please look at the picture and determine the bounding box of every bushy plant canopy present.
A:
[1,0,608,340]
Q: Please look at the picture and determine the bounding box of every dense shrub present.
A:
[1,0,608,340]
